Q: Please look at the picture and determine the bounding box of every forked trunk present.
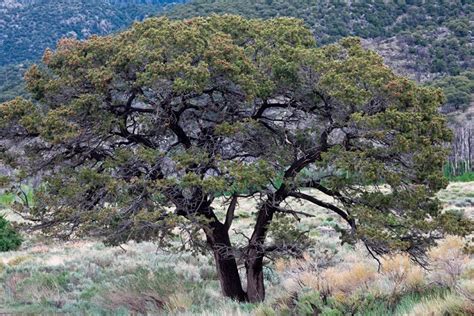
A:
[207,222,247,302]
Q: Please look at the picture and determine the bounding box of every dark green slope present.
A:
[0,0,184,66]
[0,0,185,102]
[167,0,472,79]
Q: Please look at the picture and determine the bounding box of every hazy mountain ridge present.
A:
[0,0,178,8]
[0,0,186,102]
[0,0,184,66]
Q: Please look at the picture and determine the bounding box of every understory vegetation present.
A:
[0,183,472,315]
[0,215,22,252]
[449,172,474,183]
[444,161,474,182]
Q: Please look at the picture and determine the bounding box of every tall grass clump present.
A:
[94,266,201,314]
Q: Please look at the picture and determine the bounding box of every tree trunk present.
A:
[207,222,247,302]
[246,252,265,302]
[245,203,276,303]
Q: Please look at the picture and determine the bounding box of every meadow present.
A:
[0,182,473,315]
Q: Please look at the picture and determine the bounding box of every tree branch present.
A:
[273,206,315,221]
[224,195,238,231]
[287,191,355,230]
[301,180,352,204]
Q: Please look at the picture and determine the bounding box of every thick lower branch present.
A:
[287,191,355,230]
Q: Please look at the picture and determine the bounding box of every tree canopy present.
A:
[1,15,471,302]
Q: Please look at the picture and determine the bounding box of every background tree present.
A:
[1,15,471,303]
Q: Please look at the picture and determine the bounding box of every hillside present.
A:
[3,0,471,105]
[168,0,472,81]
[0,0,184,66]
[0,0,186,101]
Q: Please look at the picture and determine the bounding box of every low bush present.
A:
[408,292,474,316]
[0,215,22,252]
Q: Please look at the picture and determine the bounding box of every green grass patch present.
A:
[449,172,474,182]
[0,193,15,207]
[0,187,34,207]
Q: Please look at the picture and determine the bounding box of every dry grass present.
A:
[429,236,470,288]
[7,255,32,266]
[272,234,473,314]
[97,290,166,314]
[406,293,474,316]
[322,262,377,299]
[379,254,426,295]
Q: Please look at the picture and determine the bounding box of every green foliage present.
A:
[0,63,29,103]
[2,14,463,251]
[443,160,473,181]
[431,71,474,112]
[0,193,15,207]
[0,186,35,208]
[437,210,474,237]
[268,214,311,256]
[0,215,22,252]
[296,290,326,315]
[289,287,456,316]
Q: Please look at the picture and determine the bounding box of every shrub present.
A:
[14,271,70,306]
[296,290,324,316]
[0,215,22,252]
[452,172,474,182]
[429,236,469,288]
[254,304,276,316]
[321,263,376,298]
[0,193,15,207]
[380,254,425,295]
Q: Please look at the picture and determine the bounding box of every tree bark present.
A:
[246,253,266,303]
[245,203,276,303]
[206,221,247,302]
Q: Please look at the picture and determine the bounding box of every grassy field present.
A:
[0,183,473,315]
